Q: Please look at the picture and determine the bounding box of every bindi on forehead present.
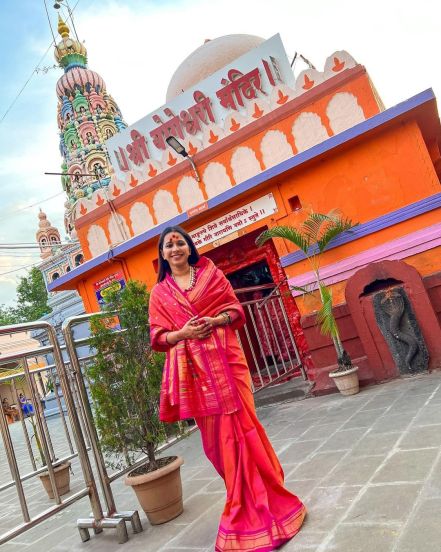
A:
[164,232,185,244]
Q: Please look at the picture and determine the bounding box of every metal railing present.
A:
[234,284,306,391]
[61,313,195,539]
[0,321,129,545]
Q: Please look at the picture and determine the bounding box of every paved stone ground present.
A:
[2,371,441,551]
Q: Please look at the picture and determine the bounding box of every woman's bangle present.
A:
[220,312,231,326]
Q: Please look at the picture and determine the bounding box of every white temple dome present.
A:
[166,34,265,101]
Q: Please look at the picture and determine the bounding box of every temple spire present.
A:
[36,210,61,259]
[53,6,127,238]
[57,14,70,38]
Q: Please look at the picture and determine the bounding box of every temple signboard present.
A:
[190,193,278,248]
[94,271,126,308]
[106,34,294,177]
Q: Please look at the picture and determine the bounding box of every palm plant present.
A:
[256,209,357,372]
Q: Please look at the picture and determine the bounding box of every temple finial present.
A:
[58,14,70,38]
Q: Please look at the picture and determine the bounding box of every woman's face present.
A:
[162,231,191,270]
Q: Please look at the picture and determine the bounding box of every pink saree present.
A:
[149,257,305,551]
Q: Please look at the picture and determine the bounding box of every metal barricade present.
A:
[61,313,197,538]
[0,321,129,545]
[235,283,306,392]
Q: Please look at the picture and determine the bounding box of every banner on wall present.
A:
[190,193,278,248]
[105,34,294,177]
[94,271,126,309]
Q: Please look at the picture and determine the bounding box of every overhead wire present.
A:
[0,0,82,126]
[0,262,42,277]
[0,191,66,221]
[0,244,76,249]
[0,1,85,283]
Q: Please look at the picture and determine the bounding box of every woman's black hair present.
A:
[157,225,200,282]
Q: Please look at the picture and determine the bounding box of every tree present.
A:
[0,305,19,325]
[14,267,50,323]
[0,268,50,326]
[257,209,357,372]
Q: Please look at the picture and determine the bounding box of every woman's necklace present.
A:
[172,265,197,291]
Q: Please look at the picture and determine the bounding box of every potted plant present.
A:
[26,415,71,498]
[257,209,360,395]
[87,280,185,525]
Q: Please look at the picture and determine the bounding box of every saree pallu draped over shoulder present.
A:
[149,256,245,422]
[149,256,306,551]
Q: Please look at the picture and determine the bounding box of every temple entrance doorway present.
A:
[204,229,308,391]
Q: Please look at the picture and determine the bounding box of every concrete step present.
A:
[254,377,315,408]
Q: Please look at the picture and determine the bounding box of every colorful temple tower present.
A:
[34,12,128,349]
[54,15,126,237]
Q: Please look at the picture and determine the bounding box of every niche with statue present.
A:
[372,286,429,374]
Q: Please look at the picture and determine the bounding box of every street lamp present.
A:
[165,136,201,182]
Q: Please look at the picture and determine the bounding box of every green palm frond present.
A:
[301,212,335,244]
[289,284,313,295]
[317,217,356,253]
[256,226,310,255]
[316,283,340,339]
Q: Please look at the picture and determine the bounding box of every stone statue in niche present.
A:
[373,287,429,374]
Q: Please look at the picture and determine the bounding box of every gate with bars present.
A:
[0,298,306,545]
[234,283,306,391]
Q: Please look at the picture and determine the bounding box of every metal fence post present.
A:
[0,320,133,544]
[46,321,130,543]
[62,315,142,535]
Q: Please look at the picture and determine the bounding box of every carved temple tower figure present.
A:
[54,15,127,236]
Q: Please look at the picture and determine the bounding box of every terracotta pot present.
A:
[125,456,184,525]
[329,366,359,396]
[39,461,71,499]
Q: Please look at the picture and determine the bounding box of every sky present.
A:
[0,0,439,307]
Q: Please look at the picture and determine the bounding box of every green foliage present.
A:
[257,209,357,371]
[86,280,166,470]
[0,305,19,325]
[0,268,50,325]
[316,283,339,338]
[256,226,309,255]
[27,416,46,467]
[14,267,50,322]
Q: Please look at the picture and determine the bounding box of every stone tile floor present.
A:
[2,371,441,551]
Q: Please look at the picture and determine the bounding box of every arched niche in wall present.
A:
[153,189,179,224]
[129,202,154,235]
[292,112,329,153]
[108,214,131,245]
[87,224,109,258]
[326,92,365,135]
[345,260,441,378]
[230,146,261,184]
[202,162,232,199]
[177,176,205,211]
[260,130,293,169]
[74,253,84,266]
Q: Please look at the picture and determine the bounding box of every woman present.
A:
[2,398,19,422]
[149,226,305,552]
[18,393,34,416]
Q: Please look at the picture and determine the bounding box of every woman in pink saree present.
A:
[149,226,306,551]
